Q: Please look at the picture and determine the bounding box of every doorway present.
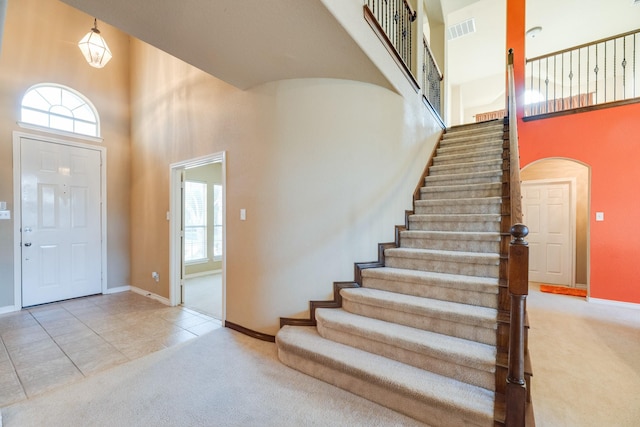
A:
[13,132,106,308]
[522,178,576,286]
[521,158,590,290]
[169,153,225,321]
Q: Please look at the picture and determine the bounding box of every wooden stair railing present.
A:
[504,48,533,427]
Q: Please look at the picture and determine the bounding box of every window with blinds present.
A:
[184,181,207,263]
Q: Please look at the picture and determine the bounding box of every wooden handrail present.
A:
[505,48,530,427]
[507,49,523,225]
[526,27,640,63]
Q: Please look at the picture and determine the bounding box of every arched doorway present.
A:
[521,158,590,291]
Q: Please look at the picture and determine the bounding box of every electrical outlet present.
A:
[151,272,159,282]
[0,210,10,220]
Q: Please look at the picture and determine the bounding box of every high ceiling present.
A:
[59,0,640,98]
[445,0,640,86]
[60,0,392,91]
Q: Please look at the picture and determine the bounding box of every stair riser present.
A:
[442,131,504,144]
[429,162,504,176]
[277,348,492,427]
[342,300,497,346]
[425,175,502,186]
[400,236,500,253]
[408,220,501,233]
[437,142,503,156]
[433,152,503,166]
[384,256,500,278]
[316,324,495,391]
[362,276,499,309]
[414,203,502,215]
[421,187,502,200]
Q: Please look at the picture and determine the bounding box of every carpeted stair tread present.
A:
[277,326,495,427]
[414,196,502,214]
[441,131,504,145]
[432,148,503,165]
[340,287,498,328]
[424,169,503,185]
[361,267,499,293]
[429,158,504,175]
[421,181,502,194]
[409,213,502,223]
[386,247,499,261]
[314,309,497,389]
[437,140,503,156]
[400,230,501,253]
[361,267,499,308]
[401,230,500,241]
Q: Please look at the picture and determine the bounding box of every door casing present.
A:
[13,131,107,310]
[522,177,576,287]
[169,152,226,321]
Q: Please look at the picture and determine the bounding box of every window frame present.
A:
[18,83,103,142]
[183,180,208,264]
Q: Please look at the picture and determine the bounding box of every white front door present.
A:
[20,137,102,306]
[522,179,575,286]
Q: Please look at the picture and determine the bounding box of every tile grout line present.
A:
[2,312,36,402]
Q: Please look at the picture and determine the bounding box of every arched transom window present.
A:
[21,84,100,138]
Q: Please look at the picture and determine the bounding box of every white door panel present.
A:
[523,180,574,286]
[21,138,102,306]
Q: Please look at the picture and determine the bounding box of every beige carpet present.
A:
[2,283,638,426]
[0,328,425,427]
[183,273,222,319]
[527,283,640,427]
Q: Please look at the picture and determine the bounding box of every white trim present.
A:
[12,131,108,310]
[17,122,103,143]
[522,177,577,287]
[169,152,226,324]
[587,297,640,310]
[130,286,171,306]
[104,285,131,294]
[185,269,222,279]
[0,305,19,315]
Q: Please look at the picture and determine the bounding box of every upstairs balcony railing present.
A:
[364,0,444,126]
[525,28,640,118]
[423,36,443,118]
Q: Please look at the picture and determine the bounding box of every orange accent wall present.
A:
[507,0,640,304]
[520,105,640,304]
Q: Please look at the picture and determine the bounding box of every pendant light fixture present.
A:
[78,18,112,68]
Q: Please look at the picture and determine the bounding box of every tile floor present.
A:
[0,291,222,407]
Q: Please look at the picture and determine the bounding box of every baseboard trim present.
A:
[130,286,171,306]
[225,321,275,342]
[104,285,131,294]
[587,297,640,310]
[185,270,222,279]
[0,305,19,315]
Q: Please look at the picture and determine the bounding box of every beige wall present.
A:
[522,159,589,285]
[130,40,442,335]
[0,0,131,308]
[184,163,223,275]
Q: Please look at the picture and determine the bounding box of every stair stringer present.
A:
[276,123,513,426]
[279,131,444,329]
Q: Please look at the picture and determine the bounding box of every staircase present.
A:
[276,120,507,426]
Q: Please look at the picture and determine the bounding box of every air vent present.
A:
[634,0,640,6]
[447,18,476,41]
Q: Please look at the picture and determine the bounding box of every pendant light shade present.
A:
[78,19,112,68]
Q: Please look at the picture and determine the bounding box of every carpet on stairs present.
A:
[276,120,506,426]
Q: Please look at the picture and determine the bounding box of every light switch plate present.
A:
[0,210,10,220]
[240,209,246,221]
[595,212,604,221]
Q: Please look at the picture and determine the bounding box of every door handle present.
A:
[24,242,32,247]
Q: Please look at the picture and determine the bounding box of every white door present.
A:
[522,179,575,286]
[21,137,102,306]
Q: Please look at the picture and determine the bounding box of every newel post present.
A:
[506,223,529,426]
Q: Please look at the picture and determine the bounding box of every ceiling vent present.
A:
[447,18,476,41]
[634,0,640,6]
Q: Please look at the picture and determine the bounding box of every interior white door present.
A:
[522,180,573,286]
[21,137,102,306]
